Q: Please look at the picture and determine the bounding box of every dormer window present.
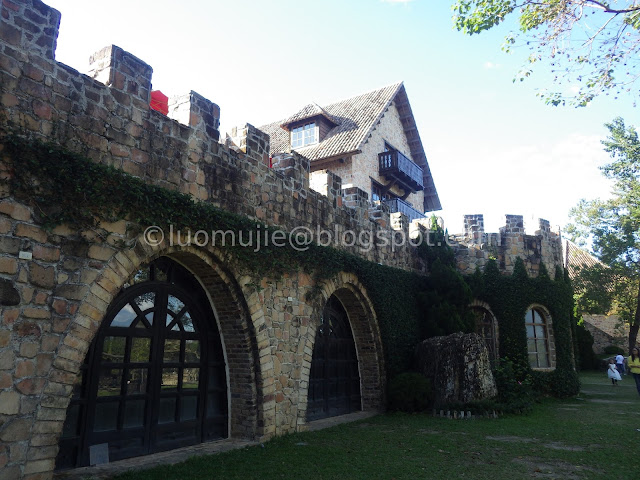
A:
[291,122,318,148]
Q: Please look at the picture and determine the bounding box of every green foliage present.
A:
[387,373,433,412]
[492,357,535,414]
[452,1,640,106]
[575,323,599,370]
[1,133,428,377]
[471,257,580,399]
[568,117,640,351]
[418,258,475,338]
[603,345,625,355]
[1,133,580,399]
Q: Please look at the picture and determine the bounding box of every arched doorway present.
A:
[306,295,361,421]
[56,257,227,469]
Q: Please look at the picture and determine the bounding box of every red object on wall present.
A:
[150,90,168,115]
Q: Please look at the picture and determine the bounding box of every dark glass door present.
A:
[307,295,361,421]
[56,258,227,469]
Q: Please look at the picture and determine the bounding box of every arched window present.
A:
[471,306,498,361]
[56,257,227,469]
[525,308,550,368]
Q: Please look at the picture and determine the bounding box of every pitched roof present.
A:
[563,239,605,280]
[280,103,338,129]
[260,82,441,212]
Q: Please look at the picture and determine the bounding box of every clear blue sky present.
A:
[45,0,637,234]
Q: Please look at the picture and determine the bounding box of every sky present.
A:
[43,0,637,236]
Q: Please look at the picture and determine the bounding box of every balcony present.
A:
[378,150,424,192]
[383,198,425,222]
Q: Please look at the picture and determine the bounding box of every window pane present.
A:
[94,402,119,431]
[538,353,549,368]
[161,368,179,390]
[167,295,185,315]
[533,310,544,324]
[111,304,136,328]
[123,399,146,428]
[528,353,539,368]
[525,309,534,324]
[133,292,155,312]
[527,339,536,353]
[207,392,225,417]
[536,340,548,357]
[185,340,200,363]
[98,368,122,397]
[181,396,198,421]
[127,368,148,395]
[182,368,200,389]
[181,312,196,332]
[158,397,176,424]
[163,339,181,363]
[102,336,126,363]
[526,325,534,338]
[130,338,151,363]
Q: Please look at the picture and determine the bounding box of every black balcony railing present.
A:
[383,198,425,222]
[378,150,424,192]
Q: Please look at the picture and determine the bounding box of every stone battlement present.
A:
[0,0,417,269]
[451,214,563,276]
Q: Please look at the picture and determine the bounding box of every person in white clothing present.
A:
[608,358,622,385]
[615,353,625,375]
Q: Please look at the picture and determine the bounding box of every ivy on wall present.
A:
[0,133,423,376]
[470,258,580,397]
[1,134,579,393]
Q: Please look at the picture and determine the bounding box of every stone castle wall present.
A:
[0,2,568,479]
[452,214,564,277]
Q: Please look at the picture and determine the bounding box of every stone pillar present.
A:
[310,170,342,208]
[228,123,268,165]
[88,45,153,110]
[536,218,551,236]
[271,152,310,194]
[341,187,370,223]
[504,214,524,234]
[463,214,484,243]
[170,92,221,142]
[0,0,61,60]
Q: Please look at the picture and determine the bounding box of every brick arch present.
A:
[36,237,269,474]
[298,272,385,425]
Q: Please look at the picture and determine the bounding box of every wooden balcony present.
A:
[383,198,425,222]
[378,150,424,192]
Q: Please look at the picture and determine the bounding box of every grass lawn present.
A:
[114,372,640,480]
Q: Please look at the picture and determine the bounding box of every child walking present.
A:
[608,358,622,385]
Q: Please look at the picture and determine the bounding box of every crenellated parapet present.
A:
[452,214,564,277]
[0,0,419,271]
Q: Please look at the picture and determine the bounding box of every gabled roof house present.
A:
[260,82,441,220]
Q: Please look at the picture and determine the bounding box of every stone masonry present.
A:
[0,2,568,479]
[452,214,564,277]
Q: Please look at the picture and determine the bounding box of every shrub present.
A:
[493,358,535,414]
[603,345,625,355]
[387,373,433,412]
[576,323,599,370]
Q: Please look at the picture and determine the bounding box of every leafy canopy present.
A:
[453,1,640,106]
[567,117,640,343]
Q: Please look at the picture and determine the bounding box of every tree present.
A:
[452,1,640,106]
[567,117,640,352]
